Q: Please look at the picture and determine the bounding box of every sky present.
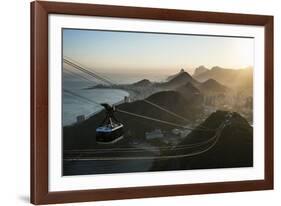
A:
[63,29,254,76]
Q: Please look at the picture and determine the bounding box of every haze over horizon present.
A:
[63,29,254,77]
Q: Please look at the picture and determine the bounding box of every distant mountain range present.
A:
[193,66,253,94]
[163,69,229,96]
[89,68,234,97]
[161,69,199,89]
[193,65,208,77]
[131,79,152,87]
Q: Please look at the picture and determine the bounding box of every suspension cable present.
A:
[65,133,217,153]
[65,56,117,85]
[143,99,190,122]
[63,58,114,85]
[64,113,232,160]
[63,89,101,106]
[117,108,214,131]
[64,67,94,84]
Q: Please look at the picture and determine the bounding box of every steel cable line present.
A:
[64,59,112,85]
[143,99,190,122]
[64,131,218,153]
[65,134,216,152]
[142,99,215,131]
[143,98,214,131]
[63,58,114,85]
[64,89,106,122]
[65,136,217,160]
[117,109,187,128]
[64,113,232,161]
[64,67,94,84]
[65,57,115,85]
[63,89,101,106]
[117,108,215,131]
[64,133,217,153]
[65,119,227,160]
[65,56,117,85]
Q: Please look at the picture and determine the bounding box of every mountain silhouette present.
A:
[131,79,152,87]
[166,68,186,81]
[162,71,198,89]
[193,66,253,94]
[193,65,208,76]
[198,78,229,94]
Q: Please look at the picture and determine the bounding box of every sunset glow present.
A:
[63,29,254,75]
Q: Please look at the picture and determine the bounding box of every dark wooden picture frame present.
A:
[31,1,274,204]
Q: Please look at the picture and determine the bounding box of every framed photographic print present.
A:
[30,1,274,204]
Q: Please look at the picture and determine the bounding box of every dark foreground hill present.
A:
[63,110,253,175]
[152,111,253,171]
[187,111,253,169]
[63,90,203,150]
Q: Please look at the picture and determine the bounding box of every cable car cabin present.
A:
[96,122,124,144]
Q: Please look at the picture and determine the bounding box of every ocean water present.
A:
[62,70,132,126]
[63,86,128,126]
